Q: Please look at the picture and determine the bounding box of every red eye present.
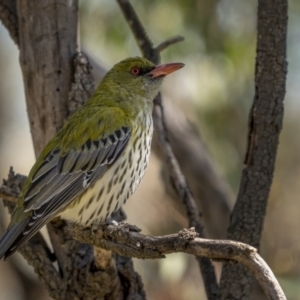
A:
[131,67,140,75]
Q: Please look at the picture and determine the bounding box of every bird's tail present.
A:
[0,220,27,260]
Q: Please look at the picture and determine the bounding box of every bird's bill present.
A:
[149,62,185,78]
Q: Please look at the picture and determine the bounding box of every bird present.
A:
[0,56,184,260]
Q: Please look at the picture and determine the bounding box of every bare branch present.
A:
[116,0,219,298]
[117,0,205,240]
[69,224,284,300]
[153,101,219,297]
[0,185,286,300]
[116,0,158,63]
[155,35,184,53]
[153,104,204,234]
[219,0,288,298]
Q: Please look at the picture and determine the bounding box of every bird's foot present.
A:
[105,217,119,226]
[117,222,141,233]
[104,218,141,233]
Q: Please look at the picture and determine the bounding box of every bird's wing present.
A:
[23,125,130,212]
[0,125,131,259]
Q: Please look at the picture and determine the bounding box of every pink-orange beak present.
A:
[149,62,185,78]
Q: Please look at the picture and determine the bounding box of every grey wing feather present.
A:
[0,127,131,259]
[32,149,60,180]
[24,173,82,212]
[24,128,130,212]
[70,146,91,172]
[0,220,27,259]
[24,166,58,201]
[0,174,85,259]
[60,150,81,173]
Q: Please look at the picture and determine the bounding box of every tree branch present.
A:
[73,226,286,300]
[116,1,221,299]
[155,35,184,53]
[219,0,288,298]
[154,102,220,297]
[0,184,287,300]
[116,0,158,62]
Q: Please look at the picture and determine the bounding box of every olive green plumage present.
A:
[0,56,184,260]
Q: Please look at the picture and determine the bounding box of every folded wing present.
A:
[0,126,131,259]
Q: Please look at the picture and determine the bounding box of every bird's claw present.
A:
[105,217,119,227]
[118,222,141,233]
[104,219,141,233]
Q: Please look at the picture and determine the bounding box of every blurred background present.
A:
[0,0,300,299]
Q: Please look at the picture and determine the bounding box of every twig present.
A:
[154,101,218,296]
[116,0,219,299]
[155,35,184,53]
[116,0,157,62]
[153,103,204,234]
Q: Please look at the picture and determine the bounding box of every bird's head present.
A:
[100,57,184,102]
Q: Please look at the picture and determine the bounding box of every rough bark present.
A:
[17,0,78,156]
[219,0,288,299]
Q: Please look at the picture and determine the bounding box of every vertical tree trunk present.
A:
[17,0,77,155]
[219,0,288,298]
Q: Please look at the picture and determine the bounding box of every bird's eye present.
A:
[131,67,140,75]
